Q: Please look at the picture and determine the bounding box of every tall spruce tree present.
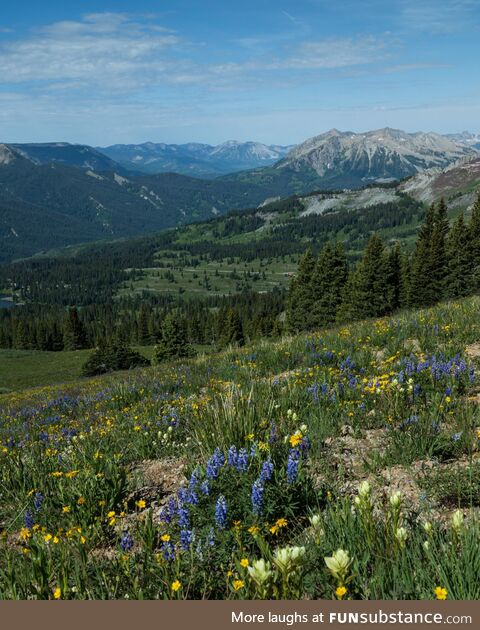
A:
[446,213,471,298]
[221,308,245,346]
[469,193,480,291]
[286,249,316,332]
[155,312,194,362]
[63,306,88,350]
[310,243,348,327]
[337,234,389,321]
[410,203,437,307]
[430,197,450,300]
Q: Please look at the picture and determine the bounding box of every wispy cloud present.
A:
[0,13,181,91]
[399,0,479,33]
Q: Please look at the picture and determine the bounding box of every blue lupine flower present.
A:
[200,480,210,496]
[161,541,175,561]
[286,448,300,484]
[206,448,224,479]
[178,505,190,529]
[251,479,264,515]
[120,530,134,552]
[180,529,193,550]
[227,446,238,467]
[206,527,215,547]
[236,448,249,472]
[260,460,273,482]
[215,495,227,529]
[269,422,278,443]
[34,492,44,512]
[24,510,34,530]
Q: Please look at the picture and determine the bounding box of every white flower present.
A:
[389,490,402,508]
[451,509,464,532]
[309,514,321,528]
[395,526,408,546]
[324,549,351,581]
[423,540,430,551]
[422,521,432,534]
[247,559,273,585]
[358,481,371,499]
[273,546,306,573]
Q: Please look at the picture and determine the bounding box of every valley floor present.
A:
[1,296,480,599]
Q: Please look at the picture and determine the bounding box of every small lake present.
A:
[0,297,14,309]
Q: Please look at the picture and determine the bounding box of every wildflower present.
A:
[180,529,193,550]
[260,460,274,482]
[251,479,264,515]
[62,506,71,513]
[423,521,432,534]
[286,448,300,484]
[324,549,351,583]
[120,531,133,552]
[77,496,85,505]
[389,491,402,508]
[336,585,347,599]
[135,499,146,509]
[273,545,305,574]
[34,492,44,512]
[434,586,448,600]
[236,448,249,472]
[161,534,171,542]
[215,495,228,529]
[309,514,321,528]
[248,525,259,535]
[247,559,273,585]
[395,527,408,548]
[233,580,245,591]
[289,432,303,448]
[24,510,34,530]
[19,527,31,541]
[358,481,371,499]
[171,580,182,592]
[240,558,249,568]
[451,509,464,533]
[44,533,53,543]
[53,587,62,600]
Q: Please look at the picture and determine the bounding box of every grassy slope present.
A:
[1,296,480,599]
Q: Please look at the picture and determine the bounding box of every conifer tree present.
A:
[337,234,388,321]
[286,249,315,332]
[410,203,437,306]
[310,243,349,327]
[469,193,480,290]
[155,312,194,362]
[221,308,245,346]
[430,197,450,299]
[385,243,403,312]
[446,213,471,298]
[63,306,88,350]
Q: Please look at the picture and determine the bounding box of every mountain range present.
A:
[1,128,479,263]
[98,141,294,177]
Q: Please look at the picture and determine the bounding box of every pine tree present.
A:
[155,312,194,362]
[446,213,472,298]
[310,243,348,327]
[410,203,437,306]
[430,197,450,299]
[221,308,245,346]
[286,249,316,332]
[469,192,480,291]
[384,243,403,312]
[337,234,389,321]
[63,306,88,350]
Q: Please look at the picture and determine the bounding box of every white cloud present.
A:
[0,13,181,90]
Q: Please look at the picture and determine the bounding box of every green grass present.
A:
[1,296,480,599]
[0,346,156,393]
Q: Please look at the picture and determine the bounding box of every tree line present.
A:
[287,195,480,331]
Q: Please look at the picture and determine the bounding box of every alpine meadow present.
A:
[1,0,480,605]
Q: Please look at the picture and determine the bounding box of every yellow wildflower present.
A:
[62,506,71,513]
[53,587,62,600]
[233,580,245,591]
[336,586,347,599]
[435,586,448,600]
[171,580,181,592]
[240,558,249,568]
[161,534,171,542]
[136,499,146,509]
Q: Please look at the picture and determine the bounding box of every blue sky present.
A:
[0,0,479,145]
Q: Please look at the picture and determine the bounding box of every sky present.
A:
[0,0,479,145]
